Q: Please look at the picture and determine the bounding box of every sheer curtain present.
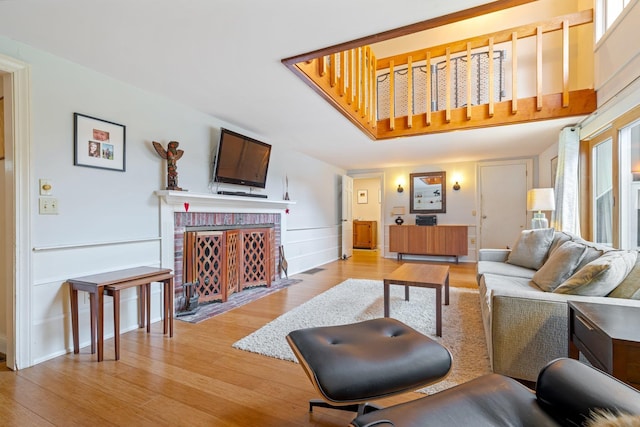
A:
[551,127,581,234]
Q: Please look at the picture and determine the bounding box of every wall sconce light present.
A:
[453,181,461,191]
[397,184,404,193]
[391,206,406,225]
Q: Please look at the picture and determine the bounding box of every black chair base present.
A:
[309,399,382,416]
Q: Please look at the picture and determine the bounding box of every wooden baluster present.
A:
[562,19,569,107]
[488,37,495,118]
[360,46,369,118]
[354,47,361,112]
[512,31,518,114]
[389,60,395,131]
[371,53,377,128]
[426,51,432,126]
[536,26,543,111]
[466,43,472,120]
[445,47,451,123]
[340,50,347,97]
[330,53,338,88]
[347,49,354,105]
[318,56,327,77]
[407,55,413,128]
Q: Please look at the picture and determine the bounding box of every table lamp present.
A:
[527,188,555,229]
[391,206,406,225]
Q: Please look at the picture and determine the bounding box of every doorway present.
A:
[1,54,31,370]
[351,173,384,255]
[478,159,533,249]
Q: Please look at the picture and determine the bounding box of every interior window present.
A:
[596,0,632,41]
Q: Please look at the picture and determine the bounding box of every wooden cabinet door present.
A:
[408,226,429,254]
[429,226,447,254]
[354,221,377,249]
[445,226,468,255]
[389,225,409,253]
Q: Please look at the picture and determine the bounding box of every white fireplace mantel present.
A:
[155,190,295,211]
[155,190,294,271]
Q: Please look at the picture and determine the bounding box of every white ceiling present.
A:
[0,0,581,170]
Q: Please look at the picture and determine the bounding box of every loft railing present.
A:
[377,50,506,120]
[289,9,596,140]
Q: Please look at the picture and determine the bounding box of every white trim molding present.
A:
[1,53,32,370]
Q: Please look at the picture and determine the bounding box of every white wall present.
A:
[594,0,640,107]
[375,161,479,261]
[0,35,344,366]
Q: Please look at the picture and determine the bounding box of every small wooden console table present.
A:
[67,266,174,361]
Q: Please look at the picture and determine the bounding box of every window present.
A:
[593,138,613,245]
[581,105,640,248]
[596,0,632,41]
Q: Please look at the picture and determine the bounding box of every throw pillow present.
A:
[532,240,587,292]
[547,231,574,255]
[608,253,640,299]
[575,245,605,270]
[554,250,638,296]
[507,228,555,270]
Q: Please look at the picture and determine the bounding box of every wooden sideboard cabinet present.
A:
[353,220,378,249]
[389,225,468,262]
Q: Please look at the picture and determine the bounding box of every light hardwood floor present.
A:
[0,251,478,426]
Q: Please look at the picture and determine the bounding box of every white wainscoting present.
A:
[30,239,163,364]
[285,225,342,274]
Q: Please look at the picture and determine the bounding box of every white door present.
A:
[341,175,354,259]
[478,160,531,249]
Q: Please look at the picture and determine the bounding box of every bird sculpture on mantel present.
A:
[152,140,186,191]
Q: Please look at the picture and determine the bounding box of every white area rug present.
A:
[233,278,491,394]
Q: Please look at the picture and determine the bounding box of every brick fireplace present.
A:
[174,212,280,292]
[156,190,292,302]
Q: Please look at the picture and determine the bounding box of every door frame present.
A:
[349,171,385,255]
[1,53,32,370]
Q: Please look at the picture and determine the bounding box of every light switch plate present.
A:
[39,179,53,196]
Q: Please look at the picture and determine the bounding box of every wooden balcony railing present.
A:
[287,9,597,140]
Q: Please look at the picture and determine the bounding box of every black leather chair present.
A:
[350,358,640,427]
[286,317,452,416]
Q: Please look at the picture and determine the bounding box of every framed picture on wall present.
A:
[357,189,368,204]
[74,113,126,171]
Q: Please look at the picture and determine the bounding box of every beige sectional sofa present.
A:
[477,228,640,382]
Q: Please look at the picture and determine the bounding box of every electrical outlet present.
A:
[39,197,59,214]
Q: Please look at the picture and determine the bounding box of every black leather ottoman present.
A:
[286,317,452,415]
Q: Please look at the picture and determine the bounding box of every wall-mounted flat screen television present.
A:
[212,128,272,189]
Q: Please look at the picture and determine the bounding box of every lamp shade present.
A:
[391,206,406,216]
[527,188,555,212]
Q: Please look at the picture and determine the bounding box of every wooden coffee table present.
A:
[383,263,450,336]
